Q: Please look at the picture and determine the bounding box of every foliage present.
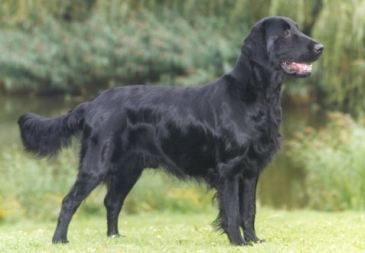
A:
[0,12,236,94]
[0,144,213,222]
[0,146,78,221]
[0,0,324,97]
[0,0,97,27]
[312,0,365,116]
[287,112,365,211]
[0,0,256,28]
[1,210,365,252]
[3,0,365,115]
[268,0,322,32]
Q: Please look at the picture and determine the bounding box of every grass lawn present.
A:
[0,209,364,253]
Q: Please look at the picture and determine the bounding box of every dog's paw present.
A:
[108,234,121,238]
[244,233,265,244]
[52,238,69,244]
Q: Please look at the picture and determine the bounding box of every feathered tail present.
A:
[18,103,87,157]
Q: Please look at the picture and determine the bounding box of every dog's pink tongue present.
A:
[289,62,312,74]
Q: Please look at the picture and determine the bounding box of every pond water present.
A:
[0,95,322,209]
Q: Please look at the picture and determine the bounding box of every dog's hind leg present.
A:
[104,165,143,237]
[52,142,107,244]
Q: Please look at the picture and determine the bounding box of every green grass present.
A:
[1,209,365,253]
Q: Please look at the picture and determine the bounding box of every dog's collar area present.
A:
[281,61,312,76]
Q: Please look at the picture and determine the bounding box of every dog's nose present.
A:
[313,43,324,54]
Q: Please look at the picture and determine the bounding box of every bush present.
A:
[313,0,365,115]
[0,0,325,97]
[0,143,214,222]
[0,145,78,221]
[3,0,365,114]
[0,7,239,94]
[287,112,365,211]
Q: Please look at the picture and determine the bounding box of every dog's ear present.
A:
[242,20,268,66]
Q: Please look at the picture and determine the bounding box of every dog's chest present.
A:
[250,96,281,140]
[219,95,282,170]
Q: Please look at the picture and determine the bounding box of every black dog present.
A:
[18,16,323,245]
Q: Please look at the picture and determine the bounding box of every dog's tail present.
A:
[18,102,88,157]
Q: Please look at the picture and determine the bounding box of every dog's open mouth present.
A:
[281,61,312,76]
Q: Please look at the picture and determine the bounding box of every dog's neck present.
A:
[229,53,283,95]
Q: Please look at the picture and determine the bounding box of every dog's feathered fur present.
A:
[18,16,323,245]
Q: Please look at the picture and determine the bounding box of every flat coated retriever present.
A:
[18,16,323,246]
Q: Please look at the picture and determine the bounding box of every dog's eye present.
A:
[282,30,291,38]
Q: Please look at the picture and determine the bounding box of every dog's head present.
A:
[242,16,323,77]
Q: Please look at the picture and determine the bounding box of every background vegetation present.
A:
[1,0,365,242]
[288,112,365,211]
[0,0,364,115]
[0,145,213,222]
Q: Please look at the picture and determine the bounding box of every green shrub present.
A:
[0,145,78,221]
[0,13,237,94]
[287,112,365,211]
[3,0,365,114]
[0,0,325,97]
[0,0,255,28]
[313,0,365,115]
[0,143,214,222]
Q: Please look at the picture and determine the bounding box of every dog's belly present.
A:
[159,125,216,177]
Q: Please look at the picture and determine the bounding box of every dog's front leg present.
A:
[239,175,264,243]
[216,176,247,246]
